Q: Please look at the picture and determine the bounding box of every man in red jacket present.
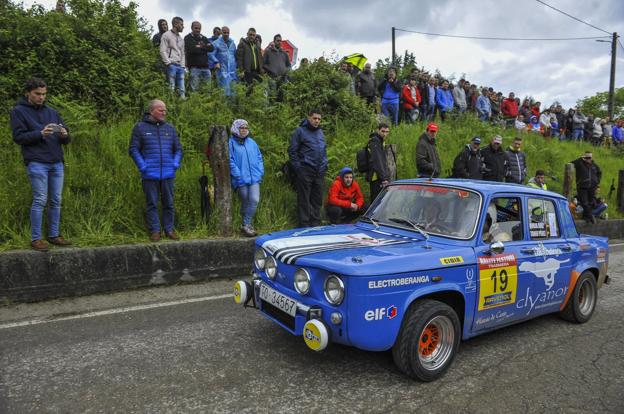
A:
[325,167,366,224]
[501,92,519,128]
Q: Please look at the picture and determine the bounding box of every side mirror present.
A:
[489,241,505,255]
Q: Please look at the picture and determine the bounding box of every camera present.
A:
[49,124,62,133]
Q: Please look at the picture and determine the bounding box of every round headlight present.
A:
[294,268,311,295]
[265,256,277,279]
[324,275,345,305]
[254,248,267,270]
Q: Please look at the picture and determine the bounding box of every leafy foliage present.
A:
[0,0,162,120]
[577,87,624,119]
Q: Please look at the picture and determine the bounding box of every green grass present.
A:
[1,103,620,252]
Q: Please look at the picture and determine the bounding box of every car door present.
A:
[517,197,575,317]
[472,195,537,331]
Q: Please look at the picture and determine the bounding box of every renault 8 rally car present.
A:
[234,179,609,381]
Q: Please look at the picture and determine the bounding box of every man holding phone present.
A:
[10,77,72,251]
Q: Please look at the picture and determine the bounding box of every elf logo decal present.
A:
[365,305,398,321]
[519,258,569,290]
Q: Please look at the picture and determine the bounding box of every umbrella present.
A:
[344,53,367,70]
[199,160,211,222]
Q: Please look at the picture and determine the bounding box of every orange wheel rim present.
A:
[419,324,440,356]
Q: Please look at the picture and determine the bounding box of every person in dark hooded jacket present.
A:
[367,123,391,201]
[481,135,509,182]
[452,136,484,179]
[571,152,602,223]
[416,123,441,178]
[505,137,527,184]
[10,77,72,251]
[129,99,183,242]
[325,167,365,224]
[152,19,168,47]
[288,109,327,227]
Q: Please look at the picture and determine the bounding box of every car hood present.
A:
[256,224,475,276]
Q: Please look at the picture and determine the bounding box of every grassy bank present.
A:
[1,95,620,251]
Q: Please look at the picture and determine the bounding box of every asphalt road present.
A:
[1,252,623,414]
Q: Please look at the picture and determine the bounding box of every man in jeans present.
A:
[129,100,183,241]
[288,109,327,227]
[184,21,214,92]
[160,16,186,98]
[10,77,72,251]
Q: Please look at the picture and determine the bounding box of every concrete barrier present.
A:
[0,239,254,303]
[1,219,622,304]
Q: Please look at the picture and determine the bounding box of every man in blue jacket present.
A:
[11,77,72,251]
[210,26,238,96]
[288,109,328,227]
[129,99,183,242]
[435,80,454,121]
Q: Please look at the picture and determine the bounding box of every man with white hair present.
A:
[129,99,183,241]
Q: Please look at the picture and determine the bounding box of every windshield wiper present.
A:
[388,217,429,241]
[359,215,380,229]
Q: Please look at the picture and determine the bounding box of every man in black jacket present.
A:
[416,123,441,178]
[367,123,391,201]
[505,137,527,184]
[572,152,602,223]
[481,135,509,182]
[452,136,484,179]
[236,28,263,86]
[184,21,214,92]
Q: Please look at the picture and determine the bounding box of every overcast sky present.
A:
[23,0,624,107]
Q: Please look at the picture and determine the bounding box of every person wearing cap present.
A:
[325,167,365,224]
[505,137,527,184]
[481,135,509,182]
[416,123,442,178]
[229,119,264,237]
[571,152,602,224]
[527,170,548,190]
[452,136,484,180]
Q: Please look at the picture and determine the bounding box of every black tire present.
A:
[392,299,461,382]
[560,271,597,323]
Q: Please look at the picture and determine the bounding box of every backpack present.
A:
[356,144,370,173]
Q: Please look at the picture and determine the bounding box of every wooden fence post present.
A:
[208,125,232,236]
[562,163,574,200]
[617,169,624,212]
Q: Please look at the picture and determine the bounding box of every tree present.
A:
[577,87,624,119]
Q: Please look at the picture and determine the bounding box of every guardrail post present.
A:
[563,163,574,200]
[617,169,624,212]
[208,125,232,236]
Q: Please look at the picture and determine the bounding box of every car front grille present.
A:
[261,300,296,331]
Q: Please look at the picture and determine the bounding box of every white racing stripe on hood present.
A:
[262,233,412,265]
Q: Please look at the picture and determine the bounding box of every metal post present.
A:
[563,163,574,200]
[617,169,624,212]
[608,32,618,120]
[392,27,396,66]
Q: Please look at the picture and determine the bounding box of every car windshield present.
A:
[363,184,482,239]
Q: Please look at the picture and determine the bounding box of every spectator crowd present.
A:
[8,16,618,250]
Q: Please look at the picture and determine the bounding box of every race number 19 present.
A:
[478,254,518,311]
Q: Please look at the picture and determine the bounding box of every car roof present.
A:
[392,178,567,201]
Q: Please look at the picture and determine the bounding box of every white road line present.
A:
[0,293,232,330]
[610,243,624,248]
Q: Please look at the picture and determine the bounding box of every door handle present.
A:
[558,244,573,252]
[521,248,535,254]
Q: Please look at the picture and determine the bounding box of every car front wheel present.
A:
[392,299,461,382]
[560,271,597,323]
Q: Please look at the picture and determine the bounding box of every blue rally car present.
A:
[234,179,610,381]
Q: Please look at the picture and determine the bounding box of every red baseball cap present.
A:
[427,122,439,132]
